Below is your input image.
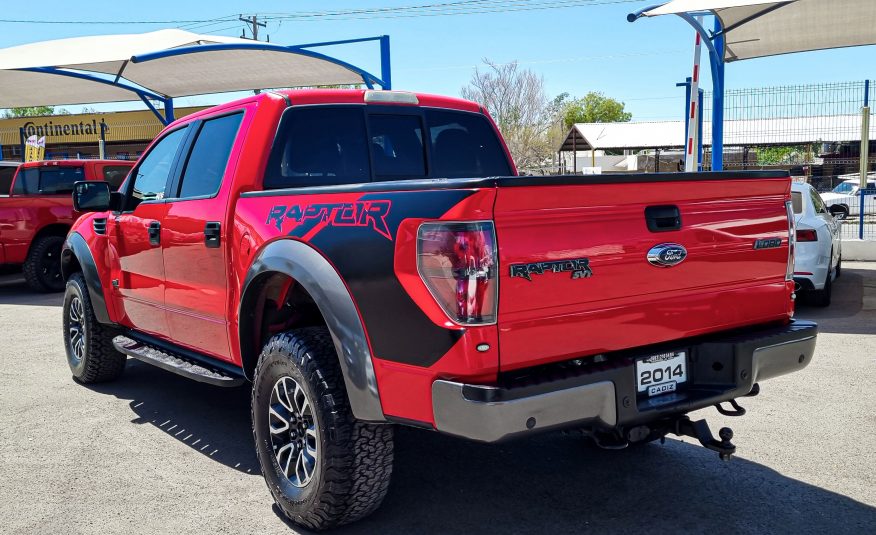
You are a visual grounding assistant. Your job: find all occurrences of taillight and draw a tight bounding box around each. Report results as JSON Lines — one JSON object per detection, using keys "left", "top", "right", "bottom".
{"left": 417, "top": 221, "right": 498, "bottom": 325}
{"left": 785, "top": 201, "right": 795, "bottom": 282}
{"left": 796, "top": 229, "right": 818, "bottom": 242}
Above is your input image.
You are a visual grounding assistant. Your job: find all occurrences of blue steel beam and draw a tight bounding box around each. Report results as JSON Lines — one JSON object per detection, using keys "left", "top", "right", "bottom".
{"left": 629, "top": 9, "right": 725, "bottom": 171}
{"left": 131, "top": 40, "right": 389, "bottom": 90}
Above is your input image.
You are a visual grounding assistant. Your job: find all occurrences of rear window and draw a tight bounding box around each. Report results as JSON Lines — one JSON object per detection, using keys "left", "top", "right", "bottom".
{"left": 791, "top": 191, "right": 803, "bottom": 214}
{"left": 102, "top": 165, "right": 132, "bottom": 190}
{"left": 0, "top": 166, "right": 16, "bottom": 195}
{"left": 12, "top": 166, "right": 84, "bottom": 195}
{"left": 263, "top": 106, "right": 510, "bottom": 189}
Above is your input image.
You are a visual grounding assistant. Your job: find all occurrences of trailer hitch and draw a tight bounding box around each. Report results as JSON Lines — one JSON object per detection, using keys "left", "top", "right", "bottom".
{"left": 672, "top": 417, "right": 736, "bottom": 461}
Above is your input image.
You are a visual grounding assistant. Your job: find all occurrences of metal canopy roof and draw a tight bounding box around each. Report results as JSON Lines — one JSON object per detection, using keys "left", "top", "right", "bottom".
{"left": 637, "top": 0, "right": 876, "bottom": 62}
{"left": 559, "top": 115, "right": 876, "bottom": 151}
{"left": 0, "top": 29, "right": 391, "bottom": 124}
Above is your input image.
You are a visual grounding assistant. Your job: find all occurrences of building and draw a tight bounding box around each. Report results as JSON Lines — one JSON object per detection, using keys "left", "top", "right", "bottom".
{"left": 0, "top": 106, "right": 207, "bottom": 162}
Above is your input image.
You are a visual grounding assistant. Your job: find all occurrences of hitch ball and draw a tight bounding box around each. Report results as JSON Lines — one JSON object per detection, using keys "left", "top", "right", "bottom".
{"left": 719, "top": 427, "right": 734, "bottom": 442}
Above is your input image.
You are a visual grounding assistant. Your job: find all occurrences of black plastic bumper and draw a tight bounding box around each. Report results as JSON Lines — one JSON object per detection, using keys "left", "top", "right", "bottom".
{"left": 432, "top": 320, "right": 817, "bottom": 442}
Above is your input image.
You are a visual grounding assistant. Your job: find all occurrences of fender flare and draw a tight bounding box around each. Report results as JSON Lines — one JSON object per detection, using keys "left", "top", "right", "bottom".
{"left": 239, "top": 239, "right": 385, "bottom": 422}
{"left": 61, "top": 232, "right": 111, "bottom": 324}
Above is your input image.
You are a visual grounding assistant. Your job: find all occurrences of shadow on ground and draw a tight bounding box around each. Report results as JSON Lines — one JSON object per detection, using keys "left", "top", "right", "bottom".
{"left": 0, "top": 275, "right": 63, "bottom": 307}
{"left": 83, "top": 359, "right": 876, "bottom": 535}
{"left": 796, "top": 266, "right": 875, "bottom": 335}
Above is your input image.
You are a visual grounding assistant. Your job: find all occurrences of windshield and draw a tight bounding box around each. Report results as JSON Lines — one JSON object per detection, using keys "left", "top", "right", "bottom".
{"left": 831, "top": 182, "right": 856, "bottom": 194}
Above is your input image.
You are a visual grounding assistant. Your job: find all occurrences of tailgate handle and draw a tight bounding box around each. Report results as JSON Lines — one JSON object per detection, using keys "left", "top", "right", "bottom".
{"left": 645, "top": 205, "right": 681, "bottom": 232}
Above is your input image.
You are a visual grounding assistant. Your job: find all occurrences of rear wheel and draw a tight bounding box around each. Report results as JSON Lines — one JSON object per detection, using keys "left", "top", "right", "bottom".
{"left": 63, "top": 272, "right": 126, "bottom": 382}
{"left": 252, "top": 327, "right": 394, "bottom": 530}
{"left": 23, "top": 235, "right": 65, "bottom": 292}
{"left": 810, "top": 255, "right": 833, "bottom": 307}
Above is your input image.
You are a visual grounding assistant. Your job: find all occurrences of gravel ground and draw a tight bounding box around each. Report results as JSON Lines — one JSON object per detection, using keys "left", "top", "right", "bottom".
{"left": 0, "top": 264, "right": 874, "bottom": 534}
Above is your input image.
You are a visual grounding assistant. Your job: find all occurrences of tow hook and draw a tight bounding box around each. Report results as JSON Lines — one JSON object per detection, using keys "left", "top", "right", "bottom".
{"left": 715, "top": 398, "right": 746, "bottom": 417}
{"left": 672, "top": 417, "right": 736, "bottom": 461}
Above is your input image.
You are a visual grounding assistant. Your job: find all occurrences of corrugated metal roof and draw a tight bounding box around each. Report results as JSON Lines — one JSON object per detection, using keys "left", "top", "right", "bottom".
{"left": 559, "top": 115, "right": 876, "bottom": 151}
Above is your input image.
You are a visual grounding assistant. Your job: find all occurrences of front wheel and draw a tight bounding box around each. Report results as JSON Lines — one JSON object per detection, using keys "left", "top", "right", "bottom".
{"left": 63, "top": 273, "right": 126, "bottom": 382}
{"left": 251, "top": 327, "right": 394, "bottom": 530}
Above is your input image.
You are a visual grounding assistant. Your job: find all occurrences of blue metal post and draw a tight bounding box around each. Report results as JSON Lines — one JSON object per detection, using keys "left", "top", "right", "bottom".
{"left": 164, "top": 98, "right": 175, "bottom": 124}
{"left": 379, "top": 35, "right": 392, "bottom": 90}
{"left": 860, "top": 80, "right": 870, "bottom": 239}
{"left": 711, "top": 17, "right": 725, "bottom": 171}
{"left": 698, "top": 88, "right": 704, "bottom": 171}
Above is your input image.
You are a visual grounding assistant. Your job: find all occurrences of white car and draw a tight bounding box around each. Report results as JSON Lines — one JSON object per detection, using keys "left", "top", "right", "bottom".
{"left": 819, "top": 177, "right": 876, "bottom": 220}
{"left": 792, "top": 182, "right": 842, "bottom": 306}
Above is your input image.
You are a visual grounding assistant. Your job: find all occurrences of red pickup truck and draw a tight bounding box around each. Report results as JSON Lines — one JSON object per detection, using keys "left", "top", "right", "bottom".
{"left": 61, "top": 89, "right": 817, "bottom": 530}
{"left": 0, "top": 159, "right": 133, "bottom": 291}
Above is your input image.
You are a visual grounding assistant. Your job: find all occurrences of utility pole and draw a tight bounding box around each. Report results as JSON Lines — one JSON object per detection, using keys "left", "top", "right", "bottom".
{"left": 239, "top": 14, "right": 267, "bottom": 42}
{"left": 239, "top": 14, "right": 268, "bottom": 94}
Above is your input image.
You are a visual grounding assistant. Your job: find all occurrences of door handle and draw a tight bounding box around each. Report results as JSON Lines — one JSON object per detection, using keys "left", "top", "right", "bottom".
{"left": 204, "top": 221, "right": 221, "bottom": 248}
{"left": 148, "top": 221, "right": 161, "bottom": 246}
{"left": 645, "top": 205, "right": 682, "bottom": 232}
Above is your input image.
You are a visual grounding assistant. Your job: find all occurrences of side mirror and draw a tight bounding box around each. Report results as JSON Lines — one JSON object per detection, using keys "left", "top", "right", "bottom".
{"left": 73, "top": 181, "right": 116, "bottom": 212}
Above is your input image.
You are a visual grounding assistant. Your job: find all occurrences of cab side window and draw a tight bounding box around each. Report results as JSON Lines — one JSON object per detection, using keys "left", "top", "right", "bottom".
{"left": 177, "top": 113, "right": 243, "bottom": 199}
{"left": 0, "top": 166, "right": 17, "bottom": 195}
{"left": 126, "top": 127, "right": 188, "bottom": 210}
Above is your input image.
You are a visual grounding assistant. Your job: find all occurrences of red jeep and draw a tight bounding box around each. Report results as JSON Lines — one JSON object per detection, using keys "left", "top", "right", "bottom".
{"left": 62, "top": 90, "right": 816, "bottom": 530}
{"left": 0, "top": 159, "right": 133, "bottom": 291}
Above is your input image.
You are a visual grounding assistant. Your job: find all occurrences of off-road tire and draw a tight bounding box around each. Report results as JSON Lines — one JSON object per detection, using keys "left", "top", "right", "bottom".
{"left": 63, "top": 272, "right": 126, "bottom": 382}
{"left": 23, "top": 235, "right": 65, "bottom": 292}
{"left": 252, "top": 327, "right": 394, "bottom": 530}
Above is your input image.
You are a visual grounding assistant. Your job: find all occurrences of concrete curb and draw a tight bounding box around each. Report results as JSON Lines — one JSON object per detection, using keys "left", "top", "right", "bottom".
{"left": 840, "top": 239, "right": 876, "bottom": 261}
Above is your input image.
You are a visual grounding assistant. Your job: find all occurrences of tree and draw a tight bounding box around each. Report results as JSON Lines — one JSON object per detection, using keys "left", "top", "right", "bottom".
{"left": 461, "top": 59, "right": 554, "bottom": 171}
{"left": 561, "top": 92, "right": 632, "bottom": 129}
{"left": 2, "top": 105, "right": 69, "bottom": 118}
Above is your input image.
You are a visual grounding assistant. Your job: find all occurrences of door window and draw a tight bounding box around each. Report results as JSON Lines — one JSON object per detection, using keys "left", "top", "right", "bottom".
{"left": 809, "top": 187, "right": 827, "bottom": 214}
{"left": 177, "top": 113, "right": 243, "bottom": 199}
{"left": 12, "top": 166, "right": 84, "bottom": 195}
{"left": 126, "top": 127, "right": 188, "bottom": 209}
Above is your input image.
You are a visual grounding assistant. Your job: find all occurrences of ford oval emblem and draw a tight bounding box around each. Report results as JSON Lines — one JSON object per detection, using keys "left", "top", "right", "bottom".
{"left": 647, "top": 243, "right": 687, "bottom": 267}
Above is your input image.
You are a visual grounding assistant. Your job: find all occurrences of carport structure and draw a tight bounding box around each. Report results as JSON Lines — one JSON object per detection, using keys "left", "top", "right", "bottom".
{"left": 628, "top": 0, "right": 876, "bottom": 171}
{"left": 0, "top": 29, "right": 392, "bottom": 125}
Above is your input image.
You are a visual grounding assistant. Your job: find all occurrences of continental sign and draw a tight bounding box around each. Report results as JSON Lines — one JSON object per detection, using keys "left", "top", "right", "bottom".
{"left": 0, "top": 106, "right": 208, "bottom": 146}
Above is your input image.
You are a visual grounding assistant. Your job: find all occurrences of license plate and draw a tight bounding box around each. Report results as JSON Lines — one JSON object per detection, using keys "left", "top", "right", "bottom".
{"left": 636, "top": 350, "right": 687, "bottom": 397}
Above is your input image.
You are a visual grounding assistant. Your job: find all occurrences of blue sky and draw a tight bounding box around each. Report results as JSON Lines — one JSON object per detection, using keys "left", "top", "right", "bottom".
{"left": 2, "top": 0, "right": 874, "bottom": 121}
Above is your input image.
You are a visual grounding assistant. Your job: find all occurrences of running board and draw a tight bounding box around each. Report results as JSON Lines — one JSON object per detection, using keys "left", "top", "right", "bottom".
{"left": 113, "top": 335, "right": 245, "bottom": 387}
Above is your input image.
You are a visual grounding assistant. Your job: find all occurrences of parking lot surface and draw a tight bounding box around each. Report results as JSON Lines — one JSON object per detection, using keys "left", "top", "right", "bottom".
{"left": 1, "top": 264, "right": 874, "bottom": 534}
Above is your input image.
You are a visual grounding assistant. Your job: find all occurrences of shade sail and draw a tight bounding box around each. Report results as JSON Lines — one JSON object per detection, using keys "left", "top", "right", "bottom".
{"left": 639, "top": 0, "right": 876, "bottom": 62}
{"left": 0, "top": 29, "right": 377, "bottom": 108}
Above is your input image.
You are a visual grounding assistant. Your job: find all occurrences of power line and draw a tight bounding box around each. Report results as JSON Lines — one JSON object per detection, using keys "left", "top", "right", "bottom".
{"left": 0, "top": 0, "right": 639, "bottom": 25}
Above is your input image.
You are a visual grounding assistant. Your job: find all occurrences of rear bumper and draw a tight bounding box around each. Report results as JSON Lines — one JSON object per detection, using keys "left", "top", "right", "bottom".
{"left": 432, "top": 320, "right": 817, "bottom": 443}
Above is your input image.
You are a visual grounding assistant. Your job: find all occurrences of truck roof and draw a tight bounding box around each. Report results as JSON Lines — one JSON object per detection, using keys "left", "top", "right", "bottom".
{"left": 176, "top": 89, "right": 484, "bottom": 126}
{"left": 18, "top": 159, "right": 134, "bottom": 168}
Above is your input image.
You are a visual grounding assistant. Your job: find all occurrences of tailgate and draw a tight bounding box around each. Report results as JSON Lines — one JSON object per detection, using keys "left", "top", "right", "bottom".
{"left": 494, "top": 174, "right": 794, "bottom": 371}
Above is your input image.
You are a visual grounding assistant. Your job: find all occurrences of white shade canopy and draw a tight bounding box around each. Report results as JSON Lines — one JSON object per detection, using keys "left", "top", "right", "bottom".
{"left": 0, "top": 29, "right": 379, "bottom": 109}
{"left": 638, "top": 0, "right": 876, "bottom": 62}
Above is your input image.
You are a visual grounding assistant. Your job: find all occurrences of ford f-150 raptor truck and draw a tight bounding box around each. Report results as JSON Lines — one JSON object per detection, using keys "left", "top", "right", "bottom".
{"left": 61, "top": 89, "right": 817, "bottom": 530}
{"left": 0, "top": 159, "right": 133, "bottom": 291}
